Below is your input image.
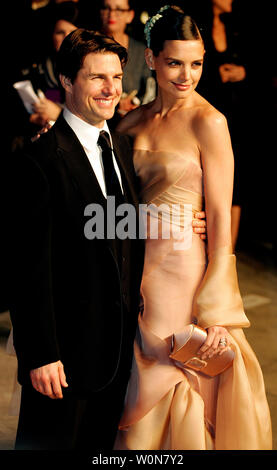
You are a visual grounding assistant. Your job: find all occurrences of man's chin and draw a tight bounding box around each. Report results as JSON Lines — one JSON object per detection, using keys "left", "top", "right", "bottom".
{"left": 101, "top": 108, "right": 117, "bottom": 121}
{"left": 96, "top": 104, "right": 119, "bottom": 120}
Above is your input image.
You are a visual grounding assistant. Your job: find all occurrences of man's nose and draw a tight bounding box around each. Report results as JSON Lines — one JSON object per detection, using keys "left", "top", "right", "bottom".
{"left": 102, "top": 79, "right": 117, "bottom": 95}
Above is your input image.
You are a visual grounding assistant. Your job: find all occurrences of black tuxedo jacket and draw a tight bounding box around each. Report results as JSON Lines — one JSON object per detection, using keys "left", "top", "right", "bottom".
{"left": 8, "top": 115, "right": 144, "bottom": 395}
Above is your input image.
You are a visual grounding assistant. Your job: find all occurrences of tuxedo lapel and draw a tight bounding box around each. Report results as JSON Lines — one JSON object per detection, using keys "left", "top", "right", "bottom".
{"left": 54, "top": 115, "right": 107, "bottom": 208}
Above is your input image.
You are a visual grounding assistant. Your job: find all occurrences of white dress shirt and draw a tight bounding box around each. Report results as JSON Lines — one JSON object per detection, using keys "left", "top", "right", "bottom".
{"left": 63, "top": 107, "right": 123, "bottom": 197}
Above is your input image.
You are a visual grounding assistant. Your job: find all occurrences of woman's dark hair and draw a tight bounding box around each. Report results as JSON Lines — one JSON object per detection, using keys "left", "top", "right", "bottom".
{"left": 98, "top": 0, "right": 136, "bottom": 10}
{"left": 44, "top": 1, "right": 81, "bottom": 54}
{"left": 127, "top": 0, "right": 136, "bottom": 10}
{"left": 147, "top": 5, "right": 202, "bottom": 57}
{"left": 56, "top": 28, "right": 128, "bottom": 82}
{"left": 50, "top": 1, "right": 81, "bottom": 29}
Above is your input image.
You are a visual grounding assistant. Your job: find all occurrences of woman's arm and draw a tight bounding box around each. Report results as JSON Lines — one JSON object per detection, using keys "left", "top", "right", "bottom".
{"left": 197, "top": 108, "right": 234, "bottom": 255}
{"left": 194, "top": 108, "right": 235, "bottom": 359}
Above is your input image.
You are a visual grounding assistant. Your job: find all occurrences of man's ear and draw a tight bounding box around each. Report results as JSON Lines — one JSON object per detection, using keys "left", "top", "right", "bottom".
{"left": 145, "top": 48, "right": 155, "bottom": 71}
{"left": 59, "top": 74, "right": 72, "bottom": 92}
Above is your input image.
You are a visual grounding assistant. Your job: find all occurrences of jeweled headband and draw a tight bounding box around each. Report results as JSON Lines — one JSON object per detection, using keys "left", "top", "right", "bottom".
{"left": 144, "top": 5, "right": 170, "bottom": 48}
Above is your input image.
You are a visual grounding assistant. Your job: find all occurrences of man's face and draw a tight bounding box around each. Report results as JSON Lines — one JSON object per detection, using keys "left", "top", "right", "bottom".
{"left": 61, "top": 52, "right": 123, "bottom": 127}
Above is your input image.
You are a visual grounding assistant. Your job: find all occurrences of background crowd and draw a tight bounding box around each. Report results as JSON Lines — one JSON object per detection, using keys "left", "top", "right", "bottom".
{"left": 3, "top": 0, "right": 277, "bottom": 277}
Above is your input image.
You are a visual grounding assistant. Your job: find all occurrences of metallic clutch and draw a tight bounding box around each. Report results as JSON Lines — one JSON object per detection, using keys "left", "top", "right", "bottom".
{"left": 169, "top": 324, "right": 235, "bottom": 377}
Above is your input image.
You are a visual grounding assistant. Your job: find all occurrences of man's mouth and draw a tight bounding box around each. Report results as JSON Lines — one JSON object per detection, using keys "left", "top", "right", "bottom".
{"left": 94, "top": 98, "right": 114, "bottom": 106}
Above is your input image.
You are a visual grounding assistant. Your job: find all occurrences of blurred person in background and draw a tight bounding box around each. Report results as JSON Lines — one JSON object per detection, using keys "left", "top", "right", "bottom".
{"left": 9, "top": 1, "right": 81, "bottom": 151}
{"left": 29, "top": 1, "right": 81, "bottom": 127}
{"left": 194, "top": 0, "right": 250, "bottom": 251}
{"left": 98, "top": 0, "right": 155, "bottom": 119}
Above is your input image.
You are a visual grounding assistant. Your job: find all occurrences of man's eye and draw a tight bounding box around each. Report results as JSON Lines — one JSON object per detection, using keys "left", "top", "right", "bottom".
{"left": 193, "top": 62, "right": 203, "bottom": 67}
{"left": 168, "top": 61, "right": 180, "bottom": 66}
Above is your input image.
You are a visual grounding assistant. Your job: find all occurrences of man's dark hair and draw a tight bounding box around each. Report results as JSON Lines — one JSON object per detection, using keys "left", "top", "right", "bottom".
{"left": 57, "top": 28, "right": 128, "bottom": 82}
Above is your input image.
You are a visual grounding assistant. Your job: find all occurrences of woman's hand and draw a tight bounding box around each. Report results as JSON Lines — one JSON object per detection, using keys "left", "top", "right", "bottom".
{"left": 117, "top": 96, "right": 138, "bottom": 116}
{"left": 31, "top": 121, "right": 53, "bottom": 142}
{"left": 198, "top": 326, "right": 230, "bottom": 360}
{"left": 32, "top": 98, "right": 62, "bottom": 122}
{"left": 219, "top": 63, "right": 246, "bottom": 83}
{"left": 29, "top": 112, "right": 50, "bottom": 127}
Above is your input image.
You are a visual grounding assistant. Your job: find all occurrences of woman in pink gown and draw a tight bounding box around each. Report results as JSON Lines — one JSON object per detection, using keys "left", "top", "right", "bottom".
{"left": 114, "top": 5, "right": 272, "bottom": 450}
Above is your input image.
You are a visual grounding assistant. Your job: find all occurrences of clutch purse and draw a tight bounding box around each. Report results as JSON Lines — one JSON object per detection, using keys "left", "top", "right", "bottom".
{"left": 169, "top": 324, "right": 235, "bottom": 377}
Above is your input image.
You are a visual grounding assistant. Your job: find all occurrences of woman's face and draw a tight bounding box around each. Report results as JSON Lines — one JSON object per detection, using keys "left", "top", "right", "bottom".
{"left": 151, "top": 40, "right": 205, "bottom": 99}
{"left": 212, "top": 0, "right": 233, "bottom": 13}
{"left": 100, "top": 0, "right": 134, "bottom": 35}
{"left": 52, "top": 19, "right": 77, "bottom": 52}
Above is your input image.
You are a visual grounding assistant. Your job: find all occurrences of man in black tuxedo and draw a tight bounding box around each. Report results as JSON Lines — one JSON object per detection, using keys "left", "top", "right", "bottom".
{"left": 7, "top": 28, "right": 206, "bottom": 451}
{"left": 8, "top": 29, "right": 144, "bottom": 450}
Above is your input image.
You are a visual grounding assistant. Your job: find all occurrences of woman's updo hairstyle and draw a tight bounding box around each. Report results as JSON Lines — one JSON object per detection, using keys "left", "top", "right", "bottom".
{"left": 144, "top": 5, "right": 202, "bottom": 57}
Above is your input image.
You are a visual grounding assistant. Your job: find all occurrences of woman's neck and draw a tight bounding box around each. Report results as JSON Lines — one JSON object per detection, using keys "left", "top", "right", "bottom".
{"left": 154, "top": 88, "right": 193, "bottom": 117}
{"left": 110, "top": 32, "right": 129, "bottom": 49}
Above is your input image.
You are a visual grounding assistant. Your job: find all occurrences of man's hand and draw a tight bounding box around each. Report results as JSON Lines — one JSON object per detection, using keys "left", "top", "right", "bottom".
{"left": 30, "top": 360, "right": 68, "bottom": 399}
{"left": 192, "top": 211, "right": 207, "bottom": 240}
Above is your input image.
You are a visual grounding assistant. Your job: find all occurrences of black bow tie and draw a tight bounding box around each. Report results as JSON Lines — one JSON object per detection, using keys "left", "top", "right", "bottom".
{"left": 97, "top": 130, "right": 123, "bottom": 202}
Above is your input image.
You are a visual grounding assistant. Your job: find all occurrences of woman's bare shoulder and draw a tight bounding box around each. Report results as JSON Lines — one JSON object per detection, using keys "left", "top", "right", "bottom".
{"left": 115, "top": 103, "right": 152, "bottom": 136}
{"left": 196, "top": 98, "right": 227, "bottom": 129}
{"left": 192, "top": 98, "right": 228, "bottom": 142}
{"left": 190, "top": 97, "right": 232, "bottom": 162}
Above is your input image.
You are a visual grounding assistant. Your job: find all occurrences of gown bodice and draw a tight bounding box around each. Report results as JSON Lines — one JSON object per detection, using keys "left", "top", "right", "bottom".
{"left": 133, "top": 149, "right": 203, "bottom": 214}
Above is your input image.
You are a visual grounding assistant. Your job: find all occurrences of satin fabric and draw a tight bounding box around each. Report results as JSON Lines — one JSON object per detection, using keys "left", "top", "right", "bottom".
{"left": 114, "top": 149, "right": 272, "bottom": 450}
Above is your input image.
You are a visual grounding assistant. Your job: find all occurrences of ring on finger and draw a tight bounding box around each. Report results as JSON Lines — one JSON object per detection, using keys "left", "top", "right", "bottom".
{"left": 219, "top": 337, "right": 227, "bottom": 348}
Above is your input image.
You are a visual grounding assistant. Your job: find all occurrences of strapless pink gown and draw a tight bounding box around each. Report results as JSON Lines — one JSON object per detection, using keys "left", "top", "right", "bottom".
{"left": 114, "top": 149, "right": 272, "bottom": 450}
